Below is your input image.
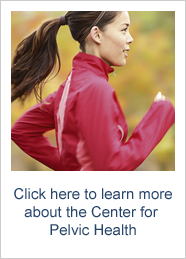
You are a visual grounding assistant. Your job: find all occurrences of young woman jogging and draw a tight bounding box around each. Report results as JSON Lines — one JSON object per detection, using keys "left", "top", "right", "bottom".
{"left": 11, "top": 11, "right": 175, "bottom": 171}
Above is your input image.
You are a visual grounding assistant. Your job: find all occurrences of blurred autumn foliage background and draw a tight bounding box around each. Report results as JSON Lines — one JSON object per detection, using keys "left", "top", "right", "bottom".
{"left": 11, "top": 11, "right": 175, "bottom": 171}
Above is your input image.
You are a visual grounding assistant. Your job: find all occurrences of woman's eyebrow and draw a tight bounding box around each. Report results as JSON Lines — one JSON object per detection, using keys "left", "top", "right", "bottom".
{"left": 120, "top": 23, "right": 130, "bottom": 27}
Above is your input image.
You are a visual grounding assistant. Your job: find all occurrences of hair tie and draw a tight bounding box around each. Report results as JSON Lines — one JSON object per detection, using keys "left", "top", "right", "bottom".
{"left": 59, "top": 15, "right": 67, "bottom": 26}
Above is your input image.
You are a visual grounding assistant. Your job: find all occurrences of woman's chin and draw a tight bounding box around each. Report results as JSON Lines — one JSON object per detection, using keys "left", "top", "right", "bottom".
{"left": 112, "top": 60, "right": 126, "bottom": 67}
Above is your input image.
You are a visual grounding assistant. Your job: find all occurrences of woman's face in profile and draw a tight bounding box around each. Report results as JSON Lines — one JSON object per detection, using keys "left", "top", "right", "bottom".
{"left": 99, "top": 11, "right": 133, "bottom": 67}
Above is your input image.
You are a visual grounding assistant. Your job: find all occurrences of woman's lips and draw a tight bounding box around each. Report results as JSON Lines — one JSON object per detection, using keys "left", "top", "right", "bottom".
{"left": 123, "top": 49, "right": 130, "bottom": 57}
{"left": 123, "top": 51, "right": 128, "bottom": 57}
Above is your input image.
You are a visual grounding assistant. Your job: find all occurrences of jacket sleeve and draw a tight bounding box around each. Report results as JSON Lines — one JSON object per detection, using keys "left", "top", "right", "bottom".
{"left": 76, "top": 81, "right": 175, "bottom": 171}
{"left": 11, "top": 92, "right": 63, "bottom": 171}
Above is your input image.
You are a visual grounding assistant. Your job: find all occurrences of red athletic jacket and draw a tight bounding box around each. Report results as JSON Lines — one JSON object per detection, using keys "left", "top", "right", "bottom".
{"left": 11, "top": 52, "right": 175, "bottom": 171}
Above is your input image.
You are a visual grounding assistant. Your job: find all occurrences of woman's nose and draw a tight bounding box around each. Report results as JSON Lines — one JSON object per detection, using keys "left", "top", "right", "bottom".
{"left": 127, "top": 33, "right": 134, "bottom": 44}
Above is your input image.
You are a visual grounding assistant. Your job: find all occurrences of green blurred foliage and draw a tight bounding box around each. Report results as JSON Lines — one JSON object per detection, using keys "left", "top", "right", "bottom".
{"left": 11, "top": 11, "right": 175, "bottom": 171}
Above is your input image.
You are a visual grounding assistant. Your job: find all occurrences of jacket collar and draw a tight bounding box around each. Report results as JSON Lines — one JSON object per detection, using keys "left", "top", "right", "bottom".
{"left": 72, "top": 52, "right": 114, "bottom": 81}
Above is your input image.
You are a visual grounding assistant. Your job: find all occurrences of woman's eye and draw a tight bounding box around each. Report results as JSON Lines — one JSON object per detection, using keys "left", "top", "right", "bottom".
{"left": 122, "top": 28, "right": 127, "bottom": 32}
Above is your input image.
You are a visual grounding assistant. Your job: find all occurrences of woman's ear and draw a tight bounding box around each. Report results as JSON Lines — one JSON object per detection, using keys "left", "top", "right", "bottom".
{"left": 90, "top": 26, "right": 101, "bottom": 44}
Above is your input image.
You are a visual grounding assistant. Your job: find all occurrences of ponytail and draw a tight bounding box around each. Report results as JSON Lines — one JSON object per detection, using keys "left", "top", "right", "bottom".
{"left": 11, "top": 18, "right": 61, "bottom": 102}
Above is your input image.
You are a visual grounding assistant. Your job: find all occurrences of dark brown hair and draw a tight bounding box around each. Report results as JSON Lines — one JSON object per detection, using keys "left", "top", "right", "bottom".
{"left": 11, "top": 11, "right": 120, "bottom": 102}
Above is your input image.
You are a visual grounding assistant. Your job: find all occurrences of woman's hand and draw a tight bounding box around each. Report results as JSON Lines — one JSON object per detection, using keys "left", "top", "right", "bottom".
{"left": 154, "top": 91, "right": 166, "bottom": 102}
